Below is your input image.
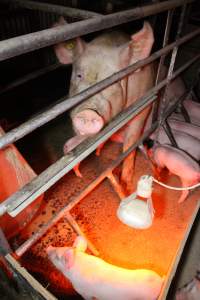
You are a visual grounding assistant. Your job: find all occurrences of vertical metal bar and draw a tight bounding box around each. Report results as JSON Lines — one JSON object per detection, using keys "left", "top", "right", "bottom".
{"left": 152, "top": 9, "right": 174, "bottom": 124}
{"left": 163, "top": 120, "right": 178, "bottom": 147}
{"left": 157, "top": 3, "right": 187, "bottom": 130}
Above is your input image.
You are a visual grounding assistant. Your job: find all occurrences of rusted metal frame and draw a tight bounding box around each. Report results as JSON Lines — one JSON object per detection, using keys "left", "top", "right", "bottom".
{"left": 157, "top": 3, "right": 187, "bottom": 130}
{"left": 15, "top": 123, "right": 157, "bottom": 257}
{"left": 151, "top": 9, "right": 174, "bottom": 124}
{"left": 1, "top": 52, "right": 200, "bottom": 219}
{"left": 0, "top": 27, "right": 200, "bottom": 151}
{"left": 14, "top": 85, "right": 194, "bottom": 257}
{"left": 4, "top": 0, "right": 101, "bottom": 19}
{"left": 14, "top": 88, "right": 195, "bottom": 259}
{"left": 0, "top": 0, "right": 195, "bottom": 62}
{"left": 0, "top": 63, "right": 61, "bottom": 96}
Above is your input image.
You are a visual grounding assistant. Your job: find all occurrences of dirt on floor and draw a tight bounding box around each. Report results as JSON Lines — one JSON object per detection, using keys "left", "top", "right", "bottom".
{"left": 6, "top": 141, "right": 199, "bottom": 299}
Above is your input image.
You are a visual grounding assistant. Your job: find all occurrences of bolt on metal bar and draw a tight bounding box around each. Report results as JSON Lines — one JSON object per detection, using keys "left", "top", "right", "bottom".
{"left": 0, "top": 27, "right": 199, "bottom": 151}
{"left": 0, "top": 63, "right": 61, "bottom": 95}
{"left": 0, "top": 0, "right": 194, "bottom": 62}
{"left": 4, "top": 0, "right": 101, "bottom": 19}
{"left": 2, "top": 52, "right": 200, "bottom": 219}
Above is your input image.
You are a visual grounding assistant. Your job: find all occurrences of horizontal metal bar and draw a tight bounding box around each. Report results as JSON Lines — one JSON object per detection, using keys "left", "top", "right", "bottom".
{"left": 4, "top": 0, "right": 101, "bottom": 19}
{"left": 0, "top": 0, "right": 194, "bottom": 62}
{"left": 14, "top": 85, "right": 195, "bottom": 256}
{"left": 0, "top": 27, "right": 199, "bottom": 150}
{"left": 0, "top": 63, "right": 61, "bottom": 95}
{"left": 15, "top": 124, "right": 158, "bottom": 257}
{"left": 2, "top": 52, "right": 200, "bottom": 218}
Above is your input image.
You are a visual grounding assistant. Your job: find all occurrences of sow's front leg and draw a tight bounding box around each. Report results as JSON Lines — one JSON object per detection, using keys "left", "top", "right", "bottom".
{"left": 121, "top": 107, "right": 151, "bottom": 194}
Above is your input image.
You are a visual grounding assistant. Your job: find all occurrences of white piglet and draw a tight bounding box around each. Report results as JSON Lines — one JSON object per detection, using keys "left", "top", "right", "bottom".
{"left": 150, "top": 144, "right": 200, "bottom": 203}
{"left": 47, "top": 236, "right": 163, "bottom": 300}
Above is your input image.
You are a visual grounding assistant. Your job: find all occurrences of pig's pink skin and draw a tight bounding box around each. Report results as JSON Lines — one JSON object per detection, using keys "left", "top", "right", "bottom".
{"left": 176, "top": 278, "right": 200, "bottom": 300}
{"left": 54, "top": 20, "right": 155, "bottom": 193}
{"left": 169, "top": 112, "right": 200, "bottom": 127}
{"left": 151, "top": 144, "right": 200, "bottom": 203}
{"left": 47, "top": 236, "right": 163, "bottom": 300}
{"left": 168, "top": 119, "right": 200, "bottom": 141}
{"left": 150, "top": 128, "right": 200, "bottom": 161}
{"left": 72, "top": 110, "right": 104, "bottom": 136}
{"left": 183, "top": 99, "right": 200, "bottom": 121}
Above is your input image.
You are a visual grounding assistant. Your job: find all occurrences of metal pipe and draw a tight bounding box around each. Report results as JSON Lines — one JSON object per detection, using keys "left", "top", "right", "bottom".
{"left": 152, "top": 9, "right": 174, "bottom": 124}
{"left": 15, "top": 124, "right": 157, "bottom": 257}
{"left": 158, "top": 3, "right": 187, "bottom": 127}
{"left": 4, "top": 0, "right": 101, "bottom": 19}
{"left": 162, "top": 121, "right": 178, "bottom": 147}
{"left": 0, "top": 63, "right": 61, "bottom": 95}
{"left": 2, "top": 52, "right": 200, "bottom": 219}
{"left": 15, "top": 85, "right": 193, "bottom": 256}
{"left": 0, "top": 0, "right": 194, "bottom": 61}
{"left": 0, "top": 27, "right": 199, "bottom": 150}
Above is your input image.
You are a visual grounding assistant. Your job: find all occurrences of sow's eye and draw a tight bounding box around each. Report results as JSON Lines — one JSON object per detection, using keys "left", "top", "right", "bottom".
{"left": 77, "top": 74, "right": 82, "bottom": 79}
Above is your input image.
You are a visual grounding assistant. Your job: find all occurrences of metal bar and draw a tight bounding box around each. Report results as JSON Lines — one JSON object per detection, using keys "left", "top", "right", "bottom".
{"left": 4, "top": 0, "right": 101, "bottom": 19}
{"left": 152, "top": 9, "right": 174, "bottom": 124}
{"left": 14, "top": 85, "right": 195, "bottom": 257}
{"left": 106, "top": 172, "right": 125, "bottom": 199}
{"left": 15, "top": 124, "right": 158, "bottom": 257}
{"left": 0, "top": 0, "right": 195, "bottom": 62}
{"left": 181, "top": 104, "right": 191, "bottom": 122}
{"left": 0, "top": 63, "right": 61, "bottom": 95}
{"left": 2, "top": 53, "right": 200, "bottom": 219}
{"left": 64, "top": 212, "right": 99, "bottom": 256}
{"left": 162, "top": 121, "right": 178, "bottom": 147}
{"left": 158, "top": 3, "right": 187, "bottom": 128}
{"left": 0, "top": 27, "right": 199, "bottom": 150}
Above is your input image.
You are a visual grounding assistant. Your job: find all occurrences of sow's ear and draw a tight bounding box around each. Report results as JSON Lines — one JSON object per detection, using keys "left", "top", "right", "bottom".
{"left": 53, "top": 17, "right": 86, "bottom": 64}
{"left": 131, "top": 21, "right": 154, "bottom": 61}
{"left": 120, "top": 21, "right": 154, "bottom": 68}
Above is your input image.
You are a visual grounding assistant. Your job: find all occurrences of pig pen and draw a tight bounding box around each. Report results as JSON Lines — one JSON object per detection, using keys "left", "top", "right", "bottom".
{"left": 0, "top": 1, "right": 200, "bottom": 300}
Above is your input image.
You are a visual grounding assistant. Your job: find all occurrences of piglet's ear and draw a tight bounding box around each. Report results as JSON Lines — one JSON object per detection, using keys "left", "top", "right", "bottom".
{"left": 131, "top": 21, "right": 154, "bottom": 61}
{"left": 73, "top": 236, "right": 87, "bottom": 252}
{"left": 53, "top": 17, "right": 86, "bottom": 64}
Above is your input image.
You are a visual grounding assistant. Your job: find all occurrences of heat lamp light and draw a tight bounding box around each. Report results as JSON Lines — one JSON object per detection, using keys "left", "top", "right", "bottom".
{"left": 117, "top": 175, "right": 200, "bottom": 230}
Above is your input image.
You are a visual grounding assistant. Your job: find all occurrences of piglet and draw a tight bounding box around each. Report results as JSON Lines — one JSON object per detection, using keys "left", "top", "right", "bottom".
{"left": 149, "top": 144, "right": 200, "bottom": 203}
{"left": 47, "top": 236, "right": 163, "bottom": 300}
{"left": 150, "top": 128, "right": 200, "bottom": 161}
{"left": 168, "top": 119, "right": 200, "bottom": 141}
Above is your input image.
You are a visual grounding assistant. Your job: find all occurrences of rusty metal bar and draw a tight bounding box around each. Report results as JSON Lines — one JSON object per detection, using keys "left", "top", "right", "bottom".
{"left": 0, "top": 27, "right": 199, "bottom": 150}
{"left": 4, "top": 0, "right": 101, "bottom": 19}
{"left": 1, "top": 52, "right": 200, "bottom": 220}
{"left": 0, "top": 0, "right": 195, "bottom": 62}
{"left": 0, "top": 63, "right": 61, "bottom": 95}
